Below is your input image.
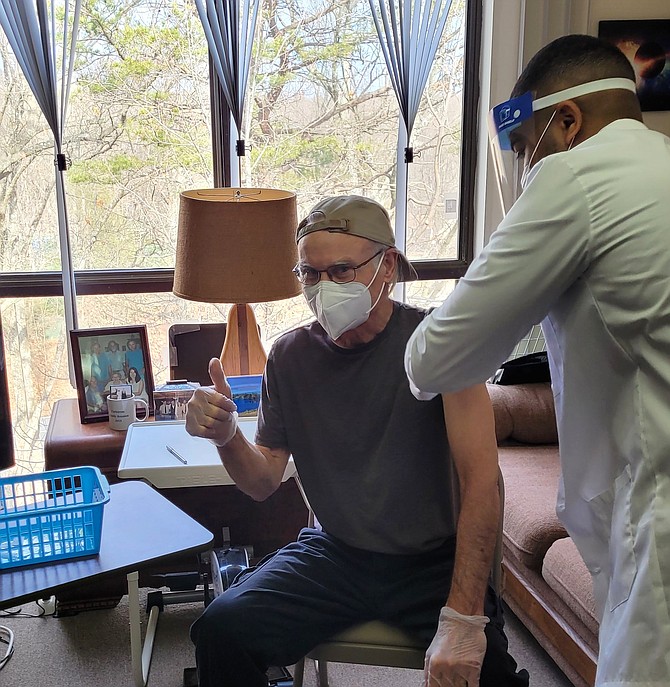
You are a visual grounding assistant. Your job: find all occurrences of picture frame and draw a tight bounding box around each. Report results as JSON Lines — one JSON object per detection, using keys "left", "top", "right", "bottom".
{"left": 227, "top": 374, "right": 263, "bottom": 417}
{"left": 70, "top": 325, "right": 154, "bottom": 423}
{"left": 598, "top": 19, "right": 670, "bottom": 112}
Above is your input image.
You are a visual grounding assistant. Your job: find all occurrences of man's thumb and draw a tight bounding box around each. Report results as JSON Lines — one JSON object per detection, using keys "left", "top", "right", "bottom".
{"left": 208, "top": 358, "right": 232, "bottom": 396}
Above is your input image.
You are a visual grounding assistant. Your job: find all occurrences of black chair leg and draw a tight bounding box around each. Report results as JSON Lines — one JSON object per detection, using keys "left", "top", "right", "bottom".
{"left": 183, "top": 667, "right": 198, "bottom": 687}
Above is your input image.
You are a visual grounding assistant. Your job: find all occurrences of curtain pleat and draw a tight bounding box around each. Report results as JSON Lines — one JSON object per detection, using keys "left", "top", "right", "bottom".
{"left": 0, "top": 0, "right": 82, "bottom": 384}
{"left": 369, "top": 0, "right": 453, "bottom": 302}
{"left": 369, "top": 0, "right": 453, "bottom": 155}
{"left": 194, "top": 0, "right": 260, "bottom": 148}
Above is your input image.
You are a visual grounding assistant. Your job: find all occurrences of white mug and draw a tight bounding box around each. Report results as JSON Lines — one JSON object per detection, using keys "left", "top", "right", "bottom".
{"left": 108, "top": 395, "right": 149, "bottom": 431}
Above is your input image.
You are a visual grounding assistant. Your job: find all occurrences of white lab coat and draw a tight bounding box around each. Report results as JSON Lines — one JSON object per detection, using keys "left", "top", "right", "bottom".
{"left": 405, "top": 119, "right": 670, "bottom": 686}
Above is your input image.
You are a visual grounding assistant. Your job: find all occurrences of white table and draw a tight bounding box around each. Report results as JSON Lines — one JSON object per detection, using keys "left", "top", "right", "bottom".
{"left": 118, "top": 418, "right": 296, "bottom": 487}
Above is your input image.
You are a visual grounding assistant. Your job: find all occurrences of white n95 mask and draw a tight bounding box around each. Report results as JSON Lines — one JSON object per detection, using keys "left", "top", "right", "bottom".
{"left": 304, "top": 255, "right": 385, "bottom": 340}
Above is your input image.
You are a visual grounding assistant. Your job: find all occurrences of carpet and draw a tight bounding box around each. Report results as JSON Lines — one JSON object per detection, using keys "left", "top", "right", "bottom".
{"left": 0, "top": 591, "right": 572, "bottom": 686}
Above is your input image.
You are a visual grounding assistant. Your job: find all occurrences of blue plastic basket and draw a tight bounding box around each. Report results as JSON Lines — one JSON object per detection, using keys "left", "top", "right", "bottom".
{"left": 0, "top": 466, "right": 110, "bottom": 570}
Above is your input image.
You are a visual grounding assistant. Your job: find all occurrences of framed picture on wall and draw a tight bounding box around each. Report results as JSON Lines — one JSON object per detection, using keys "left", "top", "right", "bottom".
{"left": 599, "top": 19, "right": 670, "bottom": 112}
{"left": 70, "top": 325, "right": 154, "bottom": 423}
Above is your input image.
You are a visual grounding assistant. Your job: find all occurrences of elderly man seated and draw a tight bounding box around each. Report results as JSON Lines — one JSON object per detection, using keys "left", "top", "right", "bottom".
{"left": 185, "top": 195, "right": 529, "bottom": 687}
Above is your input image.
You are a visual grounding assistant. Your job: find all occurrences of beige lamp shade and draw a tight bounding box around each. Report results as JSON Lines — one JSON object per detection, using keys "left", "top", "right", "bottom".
{"left": 174, "top": 188, "right": 301, "bottom": 304}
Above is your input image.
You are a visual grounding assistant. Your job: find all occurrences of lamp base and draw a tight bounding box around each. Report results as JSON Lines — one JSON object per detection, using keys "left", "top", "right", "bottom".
{"left": 220, "top": 304, "right": 267, "bottom": 376}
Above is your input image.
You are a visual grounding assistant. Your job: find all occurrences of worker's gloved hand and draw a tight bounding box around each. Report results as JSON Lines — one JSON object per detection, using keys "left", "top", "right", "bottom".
{"left": 185, "top": 358, "right": 238, "bottom": 447}
{"left": 424, "top": 606, "right": 488, "bottom": 687}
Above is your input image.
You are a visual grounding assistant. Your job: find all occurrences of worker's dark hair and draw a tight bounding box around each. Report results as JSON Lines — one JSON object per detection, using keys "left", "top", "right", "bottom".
{"left": 512, "top": 34, "right": 635, "bottom": 99}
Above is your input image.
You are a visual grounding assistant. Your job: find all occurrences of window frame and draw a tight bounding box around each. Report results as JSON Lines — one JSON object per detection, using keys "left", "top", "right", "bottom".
{"left": 0, "top": 0, "right": 480, "bottom": 300}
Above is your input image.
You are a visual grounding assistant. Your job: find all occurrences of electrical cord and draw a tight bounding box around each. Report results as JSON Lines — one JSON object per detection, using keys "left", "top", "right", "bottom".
{"left": 0, "top": 598, "right": 51, "bottom": 618}
{"left": 0, "top": 599, "right": 55, "bottom": 672}
{"left": 0, "top": 625, "right": 14, "bottom": 670}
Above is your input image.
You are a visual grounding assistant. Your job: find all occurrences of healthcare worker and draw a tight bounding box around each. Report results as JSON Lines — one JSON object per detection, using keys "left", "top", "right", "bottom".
{"left": 405, "top": 34, "right": 670, "bottom": 686}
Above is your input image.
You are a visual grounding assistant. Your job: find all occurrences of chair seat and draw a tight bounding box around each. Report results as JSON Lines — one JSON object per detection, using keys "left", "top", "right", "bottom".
{"left": 294, "top": 469, "right": 505, "bottom": 687}
{"left": 307, "top": 621, "right": 426, "bottom": 669}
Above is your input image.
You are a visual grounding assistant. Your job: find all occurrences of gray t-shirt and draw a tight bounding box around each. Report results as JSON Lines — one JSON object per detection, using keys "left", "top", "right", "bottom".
{"left": 256, "top": 302, "right": 457, "bottom": 554}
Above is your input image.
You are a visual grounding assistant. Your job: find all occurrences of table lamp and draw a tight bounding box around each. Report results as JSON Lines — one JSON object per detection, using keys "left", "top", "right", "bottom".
{"left": 173, "top": 188, "right": 300, "bottom": 376}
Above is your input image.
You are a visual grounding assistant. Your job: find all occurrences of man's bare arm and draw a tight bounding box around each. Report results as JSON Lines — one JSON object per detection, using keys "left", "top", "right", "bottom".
{"left": 217, "top": 431, "right": 290, "bottom": 501}
{"left": 442, "top": 383, "right": 500, "bottom": 615}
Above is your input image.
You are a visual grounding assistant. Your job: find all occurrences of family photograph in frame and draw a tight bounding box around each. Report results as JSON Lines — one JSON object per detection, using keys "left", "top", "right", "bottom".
{"left": 70, "top": 325, "right": 154, "bottom": 423}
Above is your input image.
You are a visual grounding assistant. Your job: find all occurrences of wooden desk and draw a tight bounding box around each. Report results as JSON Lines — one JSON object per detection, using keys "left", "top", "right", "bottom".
{"left": 0, "top": 480, "right": 213, "bottom": 687}
{"left": 44, "top": 399, "right": 308, "bottom": 560}
{"left": 44, "top": 398, "right": 148, "bottom": 478}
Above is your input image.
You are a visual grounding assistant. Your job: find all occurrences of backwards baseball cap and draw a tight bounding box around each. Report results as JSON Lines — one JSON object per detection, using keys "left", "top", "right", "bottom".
{"left": 296, "top": 195, "right": 418, "bottom": 282}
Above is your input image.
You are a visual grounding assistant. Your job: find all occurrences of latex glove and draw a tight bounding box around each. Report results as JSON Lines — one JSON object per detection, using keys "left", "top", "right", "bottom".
{"left": 185, "top": 358, "right": 238, "bottom": 447}
{"left": 424, "top": 606, "right": 488, "bottom": 687}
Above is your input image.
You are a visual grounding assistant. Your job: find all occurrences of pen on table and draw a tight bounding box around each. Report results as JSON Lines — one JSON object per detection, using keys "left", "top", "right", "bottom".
{"left": 166, "top": 444, "right": 188, "bottom": 465}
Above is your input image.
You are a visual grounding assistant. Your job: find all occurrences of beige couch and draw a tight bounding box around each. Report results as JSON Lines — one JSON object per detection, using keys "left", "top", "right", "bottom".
{"left": 487, "top": 382, "right": 599, "bottom": 687}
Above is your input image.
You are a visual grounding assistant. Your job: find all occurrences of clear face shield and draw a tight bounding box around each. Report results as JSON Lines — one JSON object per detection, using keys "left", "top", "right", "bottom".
{"left": 488, "top": 91, "right": 534, "bottom": 215}
{"left": 488, "top": 77, "right": 638, "bottom": 216}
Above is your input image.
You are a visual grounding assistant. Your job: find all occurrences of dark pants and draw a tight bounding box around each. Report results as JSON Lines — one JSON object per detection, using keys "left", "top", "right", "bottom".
{"left": 191, "top": 528, "right": 530, "bottom": 687}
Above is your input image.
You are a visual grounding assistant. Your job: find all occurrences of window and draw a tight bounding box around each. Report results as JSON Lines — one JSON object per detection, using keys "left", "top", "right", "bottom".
{"left": 0, "top": 0, "right": 479, "bottom": 474}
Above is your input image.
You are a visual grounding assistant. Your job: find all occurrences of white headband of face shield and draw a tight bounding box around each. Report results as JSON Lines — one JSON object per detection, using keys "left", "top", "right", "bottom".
{"left": 520, "top": 78, "right": 637, "bottom": 189}
{"left": 531, "top": 77, "right": 637, "bottom": 112}
{"left": 489, "top": 76, "right": 637, "bottom": 215}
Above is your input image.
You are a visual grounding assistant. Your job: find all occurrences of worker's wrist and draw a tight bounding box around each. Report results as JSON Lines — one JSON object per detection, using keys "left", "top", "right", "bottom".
{"left": 441, "top": 606, "right": 489, "bottom": 627}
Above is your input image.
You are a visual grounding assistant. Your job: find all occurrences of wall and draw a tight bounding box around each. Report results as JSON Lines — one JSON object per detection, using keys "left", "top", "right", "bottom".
{"left": 474, "top": 0, "right": 525, "bottom": 249}
{"left": 525, "top": 0, "right": 670, "bottom": 137}
{"left": 475, "top": 0, "right": 670, "bottom": 246}
{"left": 583, "top": 0, "right": 670, "bottom": 137}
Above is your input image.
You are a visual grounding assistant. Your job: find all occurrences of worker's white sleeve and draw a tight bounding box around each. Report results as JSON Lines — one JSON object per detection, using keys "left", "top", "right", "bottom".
{"left": 405, "top": 156, "right": 593, "bottom": 397}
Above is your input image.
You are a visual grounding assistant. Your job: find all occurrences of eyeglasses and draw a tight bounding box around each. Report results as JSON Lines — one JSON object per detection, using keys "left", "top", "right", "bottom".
{"left": 292, "top": 250, "right": 385, "bottom": 286}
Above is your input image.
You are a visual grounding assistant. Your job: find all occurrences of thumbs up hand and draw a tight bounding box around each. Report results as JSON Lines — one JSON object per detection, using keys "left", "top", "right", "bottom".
{"left": 185, "top": 358, "right": 239, "bottom": 447}
{"left": 208, "top": 357, "right": 232, "bottom": 397}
